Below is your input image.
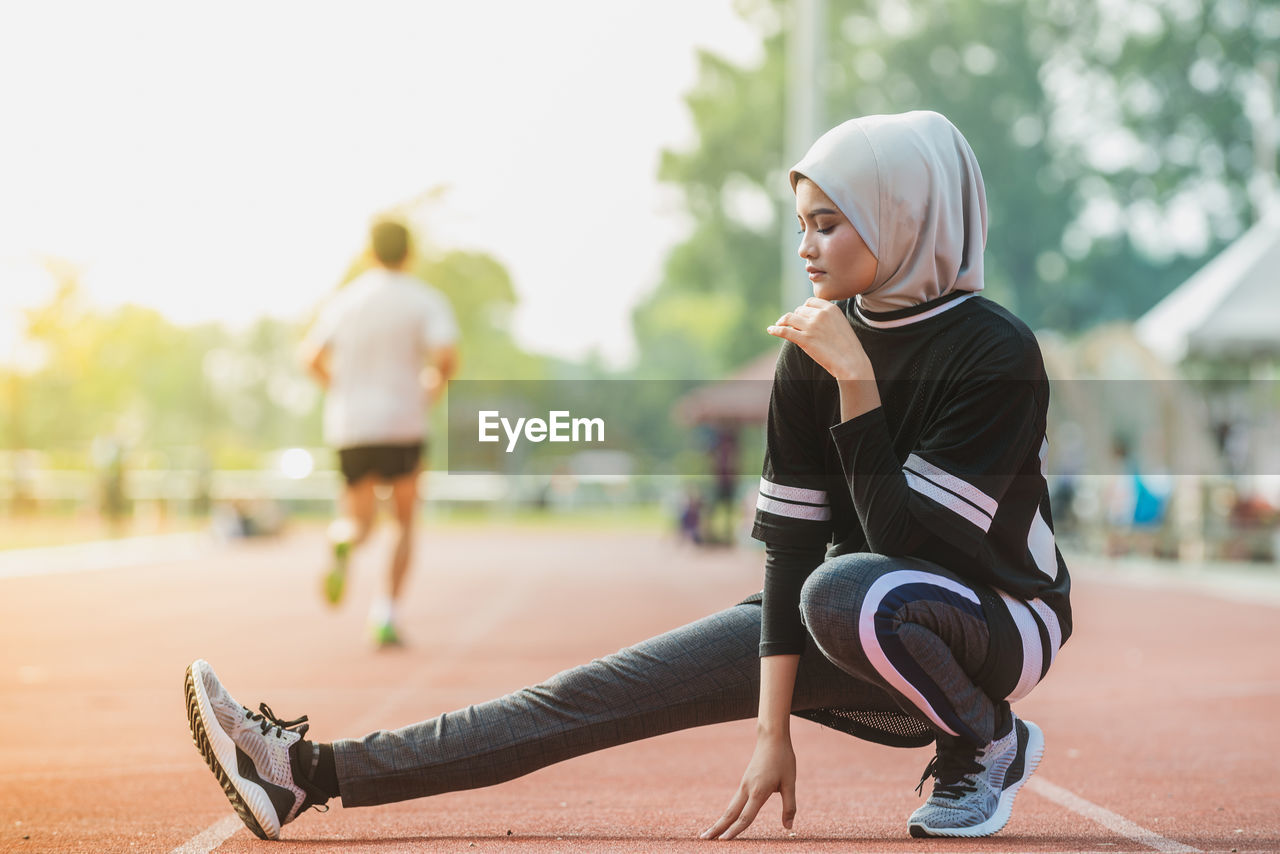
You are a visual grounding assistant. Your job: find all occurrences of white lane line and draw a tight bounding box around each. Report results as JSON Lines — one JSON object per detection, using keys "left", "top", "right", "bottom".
{"left": 168, "top": 815, "right": 241, "bottom": 854}
{"left": 1029, "top": 777, "right": 1201, "bottom": 854}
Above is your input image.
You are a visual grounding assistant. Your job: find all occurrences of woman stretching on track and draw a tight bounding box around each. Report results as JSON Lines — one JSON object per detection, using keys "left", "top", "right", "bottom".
{"left": 185, "top": 110, "right": 1071, "bottom": 842}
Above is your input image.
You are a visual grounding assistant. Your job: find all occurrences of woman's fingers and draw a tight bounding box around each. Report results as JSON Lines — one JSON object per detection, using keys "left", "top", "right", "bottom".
{"left": 715, "top": 790, "right": 770, "bottom": 840}
{"left": 771, "top": 309, "right": 810, "bottom": 335}
{"left": 781, "top": 781, "right": 797, "bottom": 829}
{"left": 768, "top": 305, "right": 822, "bottom": 338}
{"left": 700, "top": 787, "right": 748, "bottom": 839}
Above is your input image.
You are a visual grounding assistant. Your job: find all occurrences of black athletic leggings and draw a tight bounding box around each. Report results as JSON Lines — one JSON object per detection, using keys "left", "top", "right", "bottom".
{"left": 334, "top": 553, "right": 1061, "bottom": 806}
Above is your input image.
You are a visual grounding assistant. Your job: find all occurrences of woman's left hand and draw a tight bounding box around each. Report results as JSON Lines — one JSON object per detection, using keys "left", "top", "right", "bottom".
{"left": 769, "top": 298, "right": 881, "bottom": 421}
{"left": 700, "top": 733, "right": 797, "bottom": 840}
{"left": 767, "top": 298, "right": 871, "bottom": 382}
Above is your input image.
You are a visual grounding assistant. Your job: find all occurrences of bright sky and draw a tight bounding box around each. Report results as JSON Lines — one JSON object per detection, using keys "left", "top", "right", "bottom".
{"left": 0, "top": 1, "right": 761, "bottom": 367}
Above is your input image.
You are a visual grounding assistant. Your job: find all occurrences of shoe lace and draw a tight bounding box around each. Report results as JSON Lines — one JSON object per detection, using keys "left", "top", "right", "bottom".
{"left": 240, "top": 703, "right": 330, "bottom": 815}
{"left": 244, "top": 703, "right": 310, "bottom": 739}
{"left": 915, "top": 740, "right": 985, "bottom": 800}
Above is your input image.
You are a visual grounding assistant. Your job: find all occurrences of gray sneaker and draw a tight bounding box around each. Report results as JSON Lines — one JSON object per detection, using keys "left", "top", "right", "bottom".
{"left": 908, "top": 715, "right": 1044, "bottom": 838}
{"left": 184, "top": 659, "right": 328, "bottom": 840}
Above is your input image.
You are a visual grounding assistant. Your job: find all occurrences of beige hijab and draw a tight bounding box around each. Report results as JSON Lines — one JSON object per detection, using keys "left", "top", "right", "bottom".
{"left": 789, "top": 110, "right": 988, "bottom": 313}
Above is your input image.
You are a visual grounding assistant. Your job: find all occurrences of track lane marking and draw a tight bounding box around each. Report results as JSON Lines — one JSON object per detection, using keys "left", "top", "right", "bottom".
{"left": 1029, "top": 777, "right": 1201, "bottom": 854}
{"left": 170, "top": 552, "right": 1208, "bottom": 854}
{"left": 168, "top": 815, "right": 240, "bottom": 854}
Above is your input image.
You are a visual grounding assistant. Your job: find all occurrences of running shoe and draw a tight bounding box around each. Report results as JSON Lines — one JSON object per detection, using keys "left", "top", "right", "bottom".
{"left": 184, "top": 659, "right": 328, "bottom": 840}
{"left": 322, "top": 540, "right": 350, "bottom": 606}
{"left": 907, "top": 714, "right": 1044, "bottom": 838}
{"left": 372, "top": 620, "right": 403, "bottom": 649}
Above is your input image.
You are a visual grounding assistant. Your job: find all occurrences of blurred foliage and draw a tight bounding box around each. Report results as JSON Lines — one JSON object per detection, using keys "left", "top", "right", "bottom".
{"left": 632, "top": 0, "right": 1274, "bottom": 376}
{"left": 4, "top": 238, "right": 539, "bottom": 468}
{"left": 7, "top": 269, "right": 317, "bottom": 467}
{"left": 633, "top": 40, "right": 789, "bottom": 379}
{"left": 10, "top": 0, "right": 1275, "bottom": 477}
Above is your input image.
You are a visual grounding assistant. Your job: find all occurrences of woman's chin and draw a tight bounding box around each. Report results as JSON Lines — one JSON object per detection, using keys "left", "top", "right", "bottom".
{"left": 812, "top": 282, "right": 855, "bottom": 302}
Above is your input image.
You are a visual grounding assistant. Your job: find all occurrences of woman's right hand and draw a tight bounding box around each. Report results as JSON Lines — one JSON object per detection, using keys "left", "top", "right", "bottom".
{"left": 700, "top": 732, "right": 797, "bottom": 840}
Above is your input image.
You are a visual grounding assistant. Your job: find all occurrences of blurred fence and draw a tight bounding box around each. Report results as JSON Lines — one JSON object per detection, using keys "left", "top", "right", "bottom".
{"left": 0, "top": 467, "right": 511, "bottom": 512}
{"left": 1, "top": 465, "right": 1277, "bottom": 562}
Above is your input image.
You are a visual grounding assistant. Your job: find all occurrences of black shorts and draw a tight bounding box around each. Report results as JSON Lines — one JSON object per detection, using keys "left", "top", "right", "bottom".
{"left": 337, "top": 442, "right": 423, "bottom": 485}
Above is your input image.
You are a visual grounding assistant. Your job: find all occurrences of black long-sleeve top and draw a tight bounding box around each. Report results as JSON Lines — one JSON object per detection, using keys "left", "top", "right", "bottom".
{"left": 751, "top": 292, "right": 1072, "bottom": 657}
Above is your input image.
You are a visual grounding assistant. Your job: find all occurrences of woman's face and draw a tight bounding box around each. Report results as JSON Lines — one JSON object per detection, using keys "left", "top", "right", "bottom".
{"left": 794, "top": 178, "right": 878, "bottom": 302}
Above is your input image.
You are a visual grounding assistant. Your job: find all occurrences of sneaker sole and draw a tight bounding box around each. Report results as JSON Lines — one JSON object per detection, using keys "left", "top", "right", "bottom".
{"left": 908, "top": 720, "right": 1045, "bottom": 839}
{"left": 184, "top": 660, "right": 281, "bottom": 841}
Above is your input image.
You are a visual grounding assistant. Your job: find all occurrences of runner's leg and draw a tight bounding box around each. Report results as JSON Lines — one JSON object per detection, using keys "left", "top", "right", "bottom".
{"left": 323, "top": 473, "right": 379, "bottom": 607}
{"left": 342, "top": 477, "right": 378, "bottom": 548}
{"left": 387, "top": 467, "right": 419, "bottom": 602}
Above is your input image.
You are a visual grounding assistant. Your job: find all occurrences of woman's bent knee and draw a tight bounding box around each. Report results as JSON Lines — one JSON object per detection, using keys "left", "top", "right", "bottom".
{"left": 799, "top": 553, "right": 898, "bottom": 658}
{"left": 801, "top": 554, "right": 892, "bottom": 623}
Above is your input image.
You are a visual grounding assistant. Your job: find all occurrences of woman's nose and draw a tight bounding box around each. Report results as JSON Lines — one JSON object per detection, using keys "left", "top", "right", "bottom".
{"left": 798, "top": 233, "right": 816, "bottom": 260}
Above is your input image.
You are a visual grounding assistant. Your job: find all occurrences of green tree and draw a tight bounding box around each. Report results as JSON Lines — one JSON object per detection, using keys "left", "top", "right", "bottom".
{"left": 632, "top": 0, "right": 1269, "bottom": 374}
{"left": 421, "top": 249, "right": 547, "bottom": 381}
{"left": 14, "top": 238, "right": 549, "bottom": 473}
{"left": 1036, "top": 0, "right": 1277, "bottom": 325}
{"left": 633, "top": 42, "right": 788, "bottom": 379}
{"left": 201, "top": 317, "right": 318, "bottom": 454}
{"left": 22, "top": 275, "right": 226, "bottom": 452}
{"left": 17, "top": 268, "right": 321, "bottom": 466}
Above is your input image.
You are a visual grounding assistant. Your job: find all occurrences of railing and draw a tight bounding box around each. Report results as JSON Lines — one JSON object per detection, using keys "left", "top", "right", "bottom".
{"left": 0, "top": 468, "right": 512, "bottom": 506}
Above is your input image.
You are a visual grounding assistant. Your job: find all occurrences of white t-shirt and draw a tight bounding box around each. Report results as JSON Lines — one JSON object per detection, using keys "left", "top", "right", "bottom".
{"left": 303, "top": 269, "right": 458, "bottom": 449}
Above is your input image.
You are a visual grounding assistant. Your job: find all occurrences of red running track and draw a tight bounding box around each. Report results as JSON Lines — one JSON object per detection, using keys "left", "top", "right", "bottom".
{"left": 1, "top": 527, "right": 1277, "bottom": 853}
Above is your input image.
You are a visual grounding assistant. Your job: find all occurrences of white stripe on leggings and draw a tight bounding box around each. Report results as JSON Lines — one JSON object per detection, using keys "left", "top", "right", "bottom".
{"left": 998, "top": 588, "right": 1055, "bottom": 702}
{"left": 857, "top": 569, "right": 981, "bottom": 737}
{"left": 1028, "top": 596, "right": 1063, "bottom": 672}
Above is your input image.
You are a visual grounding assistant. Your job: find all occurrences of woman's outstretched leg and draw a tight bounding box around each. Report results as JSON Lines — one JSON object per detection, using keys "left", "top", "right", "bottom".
{"left": 185, "top": 602, "right": 904, "bottom": 838}
{"left": 335, "top": 602, "right": 903, "bottom": 806}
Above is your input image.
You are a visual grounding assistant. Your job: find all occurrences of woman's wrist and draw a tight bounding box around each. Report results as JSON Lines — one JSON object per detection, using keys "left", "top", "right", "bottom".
{"left": 837, "top": 377, "right": 882, "bottom": 421}
{"left": 831, "top": 359, "right": 868, "bottom": 383}
{"left": 830, "top": 345, "right": 874, "bottom": 382}
{"left": 755, "top": 719, "right": 792, "bottom": 742}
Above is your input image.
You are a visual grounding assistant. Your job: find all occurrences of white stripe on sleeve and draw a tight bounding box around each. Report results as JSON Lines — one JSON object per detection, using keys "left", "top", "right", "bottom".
{"left": 904, "top": 454, "right": 999, "bottom": 518}
{"left": 1027, "top": 506, "right": 1059, "bottom": 580}
{"left": 904, "top": 472, "right": 993, "bottom": 533}
{"left": 756, "top": 493, "right": 831, "bottom": 522}
{"left": 758, "top": 478, "right": 828, "bottom": 506}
